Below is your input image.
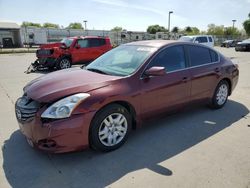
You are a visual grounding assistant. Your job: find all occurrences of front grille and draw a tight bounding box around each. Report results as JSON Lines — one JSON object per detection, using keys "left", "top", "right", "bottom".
{"left": 36, "top": 49, "right": 53, "bottom": 56}
{"left": 15, "top": 96, "right": 41, "bottom": 122}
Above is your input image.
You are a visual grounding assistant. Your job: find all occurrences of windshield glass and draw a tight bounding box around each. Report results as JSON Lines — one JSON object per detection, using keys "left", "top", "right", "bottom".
{"left": 242, "top": 39, "right": 250, "bottom": 43}
{"left": 61, "top": 38, "right": 73, "bottom": 47}
{"left": 178, "top": 36, "right": 193, "bottom": 42}
{"left": 85, "top": 45, "right": 157, "bottom": 76}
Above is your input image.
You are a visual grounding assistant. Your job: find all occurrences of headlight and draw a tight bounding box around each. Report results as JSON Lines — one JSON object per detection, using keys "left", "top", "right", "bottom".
{"left": 41, "top": 93, "right": 90, "bottom": 119}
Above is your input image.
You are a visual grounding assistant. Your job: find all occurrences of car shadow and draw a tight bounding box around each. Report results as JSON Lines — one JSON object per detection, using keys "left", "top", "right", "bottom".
{"left": 2, "top": 100, "right": 249, "bottom": 188}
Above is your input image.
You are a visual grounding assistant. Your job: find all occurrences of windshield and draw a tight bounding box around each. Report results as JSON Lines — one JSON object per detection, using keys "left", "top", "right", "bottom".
{"left": 178, "top": 36, "right": 193, "bottom": 42}
{"left": 242, "top": 39, "right": 250, "bottom": 43}
{"left": 60, "top": 38, "right": 73, "bottom": 47}
{"left": 85, "top": 45, "right": 157, "bottom": 76}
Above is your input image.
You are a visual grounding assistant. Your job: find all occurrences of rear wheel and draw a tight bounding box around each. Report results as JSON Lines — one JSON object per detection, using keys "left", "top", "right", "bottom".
{"left": 57, "top": 58, "right": 71, "bottom": 70}
{"left": 90, "top": 104, "right": 131, "bottom": 152}
{"left": 210, "top": 80, "right": 229, "bottom": 109}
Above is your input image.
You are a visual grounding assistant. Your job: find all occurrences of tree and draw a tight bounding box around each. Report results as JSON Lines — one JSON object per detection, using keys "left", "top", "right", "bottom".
{"left": 147, "top": 25, "right": 167, "bottom": 34}
{"left": 67, "top": 22, "right": 83, "bottom": 29}
{"left": 171, "top": 26, "right": 179, "bottom": 33}
{"left": 207, "top": 24, "right": 224, "bottom": 35}
{"left": 185, "top": 26, "right": 193, "bottom": 33}
{"left": 43, "top": 22, "right": 59, "bottom": 29}
{"left": 243, "top": 13, "right": 250, "bottom": 36}
{"left": 111, "top": 26, "right": 123, "bottom": 32}
{"left": 21, "top": 21, "right": 41, "bottom": 28}
{"left": 191, "top": 27, "right": 200, "bottom": 35}
{"left": 224, "top": 27, "right": 240, "bottom": 36}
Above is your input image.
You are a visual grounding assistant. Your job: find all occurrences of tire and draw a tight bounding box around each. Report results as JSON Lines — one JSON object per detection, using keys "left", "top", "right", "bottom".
{"left": 210, "top": 80, "right": 229, "bottom": 109}
{"left": 90, "top": 104, "right": 131, "bottom": 152}
{"left": 57, "top": 58, "right": 71, "bottom": 70}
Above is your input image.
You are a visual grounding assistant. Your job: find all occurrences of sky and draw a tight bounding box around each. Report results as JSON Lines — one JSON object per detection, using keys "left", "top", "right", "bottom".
{"left": 0, "top": 0, "right": 249, "bottom": 31}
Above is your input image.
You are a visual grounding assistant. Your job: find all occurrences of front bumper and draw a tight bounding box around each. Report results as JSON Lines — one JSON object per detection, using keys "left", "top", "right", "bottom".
{"left": 36, "top": 57, "right": 57, "bottom": 68}
{"left": 15, "top": 98, "right": 95, "bottom": 153}
{"left": 235, "top": 45, "right": 247, "bottom": 51}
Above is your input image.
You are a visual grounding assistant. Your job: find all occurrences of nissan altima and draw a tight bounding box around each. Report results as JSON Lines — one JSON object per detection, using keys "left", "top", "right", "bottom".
{"left": 15, "top": 40, "right": 239, "bottom": 153}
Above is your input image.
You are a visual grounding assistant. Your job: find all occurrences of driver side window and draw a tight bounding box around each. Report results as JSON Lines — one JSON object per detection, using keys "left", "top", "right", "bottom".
{"left": 77, "top": 39, "right": 89, "bottom": 48}
{"left": 148, "top": 45, "right": 186, "bottom": 72}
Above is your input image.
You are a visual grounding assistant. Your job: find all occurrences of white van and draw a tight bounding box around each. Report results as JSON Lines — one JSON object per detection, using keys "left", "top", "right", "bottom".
{"left": 178, "top": 35, "right": 214, "bottom": 47}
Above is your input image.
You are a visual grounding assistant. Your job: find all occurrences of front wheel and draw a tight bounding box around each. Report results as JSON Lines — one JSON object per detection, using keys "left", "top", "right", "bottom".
{"left": 90, "top": 104, "right": 131, "bottom": 152}
{"left": 210, "top": 80, "right": 229, "bottom": 109}
{"left": 57, "top": 58, "right": 71, "bottom": 70}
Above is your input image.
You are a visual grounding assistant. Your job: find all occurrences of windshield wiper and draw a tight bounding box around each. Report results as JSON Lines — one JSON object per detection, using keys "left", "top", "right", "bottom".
{"left": 86, "top": 68, "right": 109, "bottom": 75}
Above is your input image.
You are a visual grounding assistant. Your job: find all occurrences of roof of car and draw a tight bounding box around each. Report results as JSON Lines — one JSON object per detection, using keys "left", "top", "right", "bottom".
{"left": 181, "top": 35, "right": 212, "bottom": 38}
{"left": 125, "top": 40, "right": 178, "bottom": 48}
{"left": 68, "top": 36, "right": 109, "bottom": 39}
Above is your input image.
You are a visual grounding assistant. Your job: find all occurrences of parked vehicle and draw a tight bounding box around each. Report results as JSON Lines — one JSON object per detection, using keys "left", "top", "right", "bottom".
{"left": 235, "top": 39, "right": 250, "bottom": 51}
{"left": 15, "top": 40, "right": 239, "bottom": 153}
{"left": 30, "top": 36, "right": 112, "bottom": 71}
{"left": 221, "top": 40, "right": 241, "bottom": 48}
{"left": 178, "top": 35, "right": 214, "bottom": 47}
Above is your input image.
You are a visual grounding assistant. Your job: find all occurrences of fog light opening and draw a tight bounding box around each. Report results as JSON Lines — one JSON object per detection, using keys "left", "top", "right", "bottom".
{"left": 38, "top": 139, "right": 57, "bottom": 148}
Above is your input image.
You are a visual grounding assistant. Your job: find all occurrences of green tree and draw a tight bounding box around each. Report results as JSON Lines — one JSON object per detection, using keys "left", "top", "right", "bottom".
{"left": 171, "top": 26, "right": 179, "bottom": 33}
{"left": 224, "top": 27, "right": 240, "bottom": 36}
{"left": 243, "top": 13, "right": 250, "bottom": 36}
{"left": 21, "top": 21, "right": 41, "bottom": 27}
{"left": 185, "top": 26, "right": 193, "bottom": 33}
{"left": 147, "top": 25, "right": 167, "bottom": 34}
{"left": 67, "top": 22, "right": 83, "bottom": 29}
{"left": 191, "top": 27, "right": 200, "bottom": 35}
{"left": 207, "top": 24, "right": 224, "bottom": 35}
{"left": 43, "top": 22, "right": 59, "bottom": 29}
{"left": 111, "top": 26, "right": 123, "bottom": 32}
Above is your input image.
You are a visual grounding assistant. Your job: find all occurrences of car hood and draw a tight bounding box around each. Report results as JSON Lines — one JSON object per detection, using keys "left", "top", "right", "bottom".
{"left": 24, "top": 68, "right": 121, "bottom": 103}
{"left": 237, "top": 40, "right": 250, "bottom": 45}
{"left": 40, "top": 42, "right": 62, "bottom": 49}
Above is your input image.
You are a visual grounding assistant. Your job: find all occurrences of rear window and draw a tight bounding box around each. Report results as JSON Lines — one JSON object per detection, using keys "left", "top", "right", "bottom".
{"left": 188, "top": 45, "right": 211, "bottom": 66}
{"left": 89, "top": 38, "right": 106, "bottom": 47}
{"left": 210, "top": 50, "right": 219, "bottom": 62}
{"left": 208, "top": 37, "right": 213, "bottom": 42}
{"left": 195, "top": 37, "right": 208, "bottom": 43}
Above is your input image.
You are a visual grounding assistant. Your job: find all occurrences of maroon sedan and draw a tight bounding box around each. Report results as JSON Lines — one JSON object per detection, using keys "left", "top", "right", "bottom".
{"left": 15, "top": 40, "right": 239, "bottom": 153}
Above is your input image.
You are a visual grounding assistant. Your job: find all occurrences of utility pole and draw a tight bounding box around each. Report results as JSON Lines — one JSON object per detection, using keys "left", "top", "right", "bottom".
{"left": 83, "top": 20, "right": 88, "bottom": 35}
{"left": 168, "top": 11, "right": 173, "bottom": 33}
{"left": 232, "top": 19, "right": 236, "bottom": 29}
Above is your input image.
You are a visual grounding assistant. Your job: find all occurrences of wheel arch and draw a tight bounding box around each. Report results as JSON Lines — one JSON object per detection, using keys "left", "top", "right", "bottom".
{"left": 99, "top": 101, "right": 137, "bottom": 129}
{"left": 221, "top": 78, "right": 232, "bottom": 96}
{"left": 88, "top": 100, "right": 137, "bottom": 150}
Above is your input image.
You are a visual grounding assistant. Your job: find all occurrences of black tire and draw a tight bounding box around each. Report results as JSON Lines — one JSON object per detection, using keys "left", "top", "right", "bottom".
{"left": 57, "top": 58, "right": 71, "bottom": 70}
{"left": 90, "top": 104, "right": 131, "bottom": 152}
{"left": 210, "top": 80, "right": 229, "bottom": 109}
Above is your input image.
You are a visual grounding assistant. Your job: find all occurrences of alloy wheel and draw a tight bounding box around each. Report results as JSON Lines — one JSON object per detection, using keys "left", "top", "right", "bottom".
{"left": 98, "top": 113, "right": 128, "bottom": 147}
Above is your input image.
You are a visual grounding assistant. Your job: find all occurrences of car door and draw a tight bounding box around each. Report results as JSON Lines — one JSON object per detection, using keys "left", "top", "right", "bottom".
{"left": 140, "top": 45, "right": 191, "bottom": 118}
{"left": 186, "top": 44, "right": 221, "bottom": 102}
{"left": 71, "top": 39, "right": 91, "bottom": 63}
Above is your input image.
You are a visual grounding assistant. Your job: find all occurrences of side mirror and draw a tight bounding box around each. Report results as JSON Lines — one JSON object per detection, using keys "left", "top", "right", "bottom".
{"left": 75, "top": 44, "right": 81, "bottom": 49}
{"left": 144, "top": 66, "right": 166, "bottom": 77}
{"left": 60, "top": 44, "right": 67, "bottom": 49}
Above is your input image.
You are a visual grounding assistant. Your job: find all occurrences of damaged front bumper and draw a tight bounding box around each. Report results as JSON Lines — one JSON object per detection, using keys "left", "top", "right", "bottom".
{"left": 25, "top": 57, "right": 57, "bottom": 74}
{"left": 15, "top": 96, "right": 95, "bottom": 153}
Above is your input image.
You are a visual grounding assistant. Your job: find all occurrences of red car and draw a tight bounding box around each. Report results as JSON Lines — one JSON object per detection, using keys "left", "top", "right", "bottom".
{"left": 15, "top": 40, "right": 239, "bottom": 153}
{"left": 34, "top": 36, "right": 112, "bottom": 70}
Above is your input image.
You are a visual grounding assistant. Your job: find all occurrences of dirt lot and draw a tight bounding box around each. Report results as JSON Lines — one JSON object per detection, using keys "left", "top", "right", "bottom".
{"left": 0, "top": 47, "right": 250, "bottom": 188}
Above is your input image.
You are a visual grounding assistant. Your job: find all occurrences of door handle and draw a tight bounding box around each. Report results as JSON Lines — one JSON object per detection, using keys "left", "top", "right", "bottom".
{"left": 182, "top": 77, "right": 188, "bottom": 82}
{"left": 214, "top": 67, "right": 220, "bottom": 73}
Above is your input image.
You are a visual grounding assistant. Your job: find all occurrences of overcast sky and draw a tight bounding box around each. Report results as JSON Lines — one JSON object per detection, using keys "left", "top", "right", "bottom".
{"left": 0, "top": 0, "right": 249, "bottom": 31}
